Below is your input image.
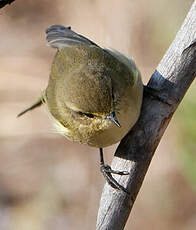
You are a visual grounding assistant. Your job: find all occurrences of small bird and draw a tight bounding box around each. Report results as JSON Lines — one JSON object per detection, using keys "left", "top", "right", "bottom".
{"left": 18, "top": 25, "right": 143, "bottom": 193}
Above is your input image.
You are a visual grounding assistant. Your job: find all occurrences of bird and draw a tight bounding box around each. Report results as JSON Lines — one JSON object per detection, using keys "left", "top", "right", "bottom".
{"left": 18, "top": 25, "right": 143, "bottom": 193}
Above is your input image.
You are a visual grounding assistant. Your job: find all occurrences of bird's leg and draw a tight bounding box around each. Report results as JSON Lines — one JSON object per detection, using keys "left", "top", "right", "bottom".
{"left": 99, "top": 148, "right": 130, "bottom": 194}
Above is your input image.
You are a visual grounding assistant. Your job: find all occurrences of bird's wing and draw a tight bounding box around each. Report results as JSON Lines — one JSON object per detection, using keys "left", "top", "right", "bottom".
{"left": 46, "top": 25, "right": 99, "bottom": 49}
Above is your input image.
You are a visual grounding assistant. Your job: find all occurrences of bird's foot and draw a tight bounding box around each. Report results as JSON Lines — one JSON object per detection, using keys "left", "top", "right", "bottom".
{"left": 100, "top": 163, "right": 130, "bottom": 195}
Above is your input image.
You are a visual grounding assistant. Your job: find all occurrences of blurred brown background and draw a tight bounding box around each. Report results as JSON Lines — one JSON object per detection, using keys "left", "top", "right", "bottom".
{"left": 0, "top": 0, "right": 196, "bottom": 229}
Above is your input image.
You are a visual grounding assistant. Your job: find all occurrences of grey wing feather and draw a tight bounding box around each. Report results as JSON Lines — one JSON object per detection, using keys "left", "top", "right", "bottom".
{"left": 46, "top": 25, "right": 99, "bottom": 49}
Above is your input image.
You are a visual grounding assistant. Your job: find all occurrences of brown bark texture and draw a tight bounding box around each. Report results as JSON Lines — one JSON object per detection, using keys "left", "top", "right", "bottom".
{"left": 96, "top": 1, "right": 196, "bottom": 229}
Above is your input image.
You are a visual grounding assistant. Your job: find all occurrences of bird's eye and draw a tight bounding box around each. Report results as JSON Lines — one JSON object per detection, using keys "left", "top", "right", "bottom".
{"left": 84, "top": 113, "right": 94, "bottom": 118}
{"left": 77, "top": 111, "right": 94, "bottom": 118}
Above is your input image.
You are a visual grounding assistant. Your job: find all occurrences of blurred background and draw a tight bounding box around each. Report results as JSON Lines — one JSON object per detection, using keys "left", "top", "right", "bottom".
{"left": 0, "top": 0, "right": 195, "bottom": 229}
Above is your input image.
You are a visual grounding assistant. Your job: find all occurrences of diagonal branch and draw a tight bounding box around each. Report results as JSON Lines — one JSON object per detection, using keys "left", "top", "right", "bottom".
{"left": 0, "top": 0, "right": 15, "bottom": 9}
{"left": 96, "top": 1, "right": 196, "bottom": 229}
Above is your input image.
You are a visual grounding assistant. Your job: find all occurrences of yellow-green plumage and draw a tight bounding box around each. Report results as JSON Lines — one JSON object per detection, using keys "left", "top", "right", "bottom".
{"left": 44, "top": 43, "right": 143, "bottom": 147}
{"left": 17, "top": 25, "right": 143, "bottom": 192}
{"left": 19, "top": 25, "right": 143, "bottom": 148}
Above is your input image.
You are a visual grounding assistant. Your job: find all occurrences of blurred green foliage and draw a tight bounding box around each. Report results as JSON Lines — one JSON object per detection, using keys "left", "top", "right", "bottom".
{"left": 176, "top": 82, "right": 196, "bottom": 189}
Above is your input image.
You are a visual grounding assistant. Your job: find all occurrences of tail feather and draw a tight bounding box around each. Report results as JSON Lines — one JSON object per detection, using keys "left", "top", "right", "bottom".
{"left": 46, "top": 25, "right": 98, "bottom": 49}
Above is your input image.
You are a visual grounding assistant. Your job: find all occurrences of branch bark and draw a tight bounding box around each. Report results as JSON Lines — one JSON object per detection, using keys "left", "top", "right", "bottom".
{"left": 0, "top": 0, "right": 15, "bottom": 9}
{"left": 97, "top": 1, "right": 196, "bottom": 229}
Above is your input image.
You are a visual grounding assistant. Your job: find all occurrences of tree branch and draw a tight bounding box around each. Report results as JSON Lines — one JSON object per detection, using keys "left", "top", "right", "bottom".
{"left": 0, "top": 0, "right": 15, "bottom": 9}
{"left": 96, "top": 1, "right": 196, "bottom": 229}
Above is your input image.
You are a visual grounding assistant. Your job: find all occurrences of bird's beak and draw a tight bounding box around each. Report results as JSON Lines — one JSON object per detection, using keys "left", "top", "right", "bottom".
{"left": 106, "top": 111, "right": 121, "bottom": 127}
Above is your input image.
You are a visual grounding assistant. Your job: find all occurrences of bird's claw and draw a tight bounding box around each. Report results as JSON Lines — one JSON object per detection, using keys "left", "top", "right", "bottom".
{"left": 100, "top": 164, "right": 130, "bottom": 195}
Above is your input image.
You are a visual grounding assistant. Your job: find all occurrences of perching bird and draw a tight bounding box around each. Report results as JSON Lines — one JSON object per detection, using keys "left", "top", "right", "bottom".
{"left": 18, "top": 25, "right": 143, "bottom": 193}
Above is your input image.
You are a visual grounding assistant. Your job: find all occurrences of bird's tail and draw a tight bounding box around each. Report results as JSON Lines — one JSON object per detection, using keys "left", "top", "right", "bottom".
{"left": 46, "top": 25, "right": 98, "bottom": 49}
